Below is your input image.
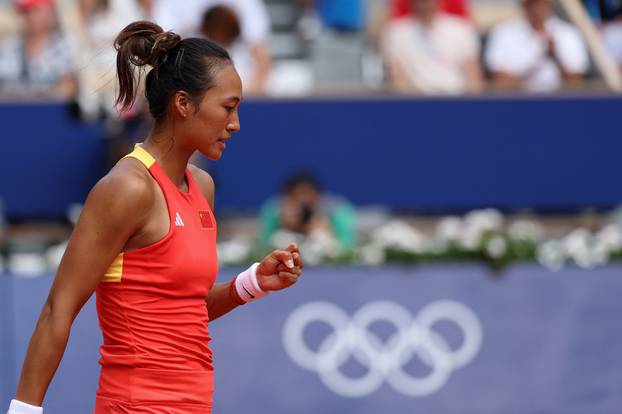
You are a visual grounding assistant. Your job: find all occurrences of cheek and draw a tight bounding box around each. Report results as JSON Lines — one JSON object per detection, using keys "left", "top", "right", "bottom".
{"left": 192, "top": 108, "right": 227, "bottom": 136}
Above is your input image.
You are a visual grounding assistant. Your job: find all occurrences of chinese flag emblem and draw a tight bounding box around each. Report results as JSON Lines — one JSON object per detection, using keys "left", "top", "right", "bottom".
{"left": 198, "top": 210, "right": 214, "bottom": 228}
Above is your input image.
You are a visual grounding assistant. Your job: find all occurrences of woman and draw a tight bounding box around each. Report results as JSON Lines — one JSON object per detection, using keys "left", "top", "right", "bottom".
{"left": 7, "top": 21, "right": 304, "bottom": 414}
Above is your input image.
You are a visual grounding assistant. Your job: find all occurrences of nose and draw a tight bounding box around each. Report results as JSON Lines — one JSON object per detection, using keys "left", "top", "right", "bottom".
{"left": 227, "top": 111, "right": 241, "bottom": 133}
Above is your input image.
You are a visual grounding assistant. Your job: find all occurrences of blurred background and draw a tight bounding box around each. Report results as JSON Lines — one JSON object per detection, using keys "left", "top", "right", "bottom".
{"left": 1, "top": 0, "right": 622, "bottom": 413}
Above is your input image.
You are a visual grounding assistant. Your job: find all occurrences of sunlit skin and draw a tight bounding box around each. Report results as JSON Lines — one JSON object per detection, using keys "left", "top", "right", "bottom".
{"left": 12, "top": 62, "right": 303, "bottom": 406}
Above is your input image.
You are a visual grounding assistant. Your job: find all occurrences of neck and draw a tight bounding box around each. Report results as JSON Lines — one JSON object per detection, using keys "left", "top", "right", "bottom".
{"left": 142, "top": 128, "right": 194, "bottom": 191}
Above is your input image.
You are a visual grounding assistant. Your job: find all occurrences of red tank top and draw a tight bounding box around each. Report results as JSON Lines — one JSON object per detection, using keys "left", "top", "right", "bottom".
{"left": 94, "top": 145, "right": 218, "bottom": 409}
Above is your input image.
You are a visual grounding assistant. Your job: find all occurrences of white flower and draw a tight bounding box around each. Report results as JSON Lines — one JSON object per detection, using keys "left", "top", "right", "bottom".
{"left": 459, "top": 209, "right": 504, "bottom": 251}
{"left": 270, "top": 230, "right": 305, "bottom": 250}
{"left": 371, "top": 220, "right": 427, "bottom": 253}
{"left": 46, "top": 241, "right": 68, "bottom": 269}
{"left": 562, "top": 229, "right": 608, "bottom": 269}
{"left": 436, "top": 216, "right": 462, "bottom": 242}
{"left": 464, "top": 209, "right": 504, "bottom": 232}
{"left": 596, "top": 224, "right": 622, "bottom": 253}
{"left": 9, "top": 253, "right": 48, "bottom": 276}
{"left": 217, "top": 237, "right": 252, "bottom": 266}
{"left": 459, "top": 226, "right": 483, "bottom": 251}
{"left": 508, "top": 220, "right": 545, "bottom": 242}
{"left": 359, "top": 243, "right": 385, "bottom": 265}
{"left": 537, "top": 240, "right": 566, "bottom": 271}
{"left": 485, "top": 236, "right": 507, "bottom": 259}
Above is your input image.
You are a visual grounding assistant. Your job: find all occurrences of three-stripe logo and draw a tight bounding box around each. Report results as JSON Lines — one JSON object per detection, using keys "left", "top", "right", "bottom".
{"left": 175, "top": 212, "right": 185, "bottom": 227}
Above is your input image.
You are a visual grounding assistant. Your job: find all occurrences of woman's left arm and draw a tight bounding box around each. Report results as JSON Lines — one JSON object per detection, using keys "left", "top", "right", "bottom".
{"left": 207, "top": 245, "right": 304, "bottom": 321}
{"left": 189, "top": 166, "right": 304, "bottom": 321}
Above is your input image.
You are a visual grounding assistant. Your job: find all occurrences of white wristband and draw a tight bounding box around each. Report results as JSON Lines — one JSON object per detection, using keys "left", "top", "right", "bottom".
{"left": 7, "top": 400, "right": 42, "bottom": 414}
{"left": 234, "top": 262, "right": 270, "bottom": 303}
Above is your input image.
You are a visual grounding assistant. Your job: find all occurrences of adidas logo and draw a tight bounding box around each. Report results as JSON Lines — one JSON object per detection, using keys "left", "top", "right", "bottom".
{"left": 175, "top": 212, "right": 185, "bottom": 227}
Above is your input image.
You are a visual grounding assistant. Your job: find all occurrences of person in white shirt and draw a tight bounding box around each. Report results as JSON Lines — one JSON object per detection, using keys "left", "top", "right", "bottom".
{"left": 381, "top": 0, "right": 483, "bottom": 95}
{"left": 485, "top": 0, "right": 589, "bottom": 92}
{"left": 150, "top": 0, "right": 271, "bottom": 93}
{"left": 602, "top": 17, "right": 622, "bottom": 70}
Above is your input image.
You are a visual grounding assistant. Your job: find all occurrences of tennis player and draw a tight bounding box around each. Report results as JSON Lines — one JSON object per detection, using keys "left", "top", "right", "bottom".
{"left": 6, "top": 21, "right": 304, "bottom": 414}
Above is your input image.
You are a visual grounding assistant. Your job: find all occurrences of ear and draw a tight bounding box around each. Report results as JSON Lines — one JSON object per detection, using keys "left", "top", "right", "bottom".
{"left": 172, "top": 90, "right": 195, "bottom": 119}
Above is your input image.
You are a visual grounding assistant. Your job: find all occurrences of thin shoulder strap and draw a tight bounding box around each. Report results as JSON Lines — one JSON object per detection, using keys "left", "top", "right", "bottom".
{"left": 122, "top": 145, "right": 156, "bottom": 169}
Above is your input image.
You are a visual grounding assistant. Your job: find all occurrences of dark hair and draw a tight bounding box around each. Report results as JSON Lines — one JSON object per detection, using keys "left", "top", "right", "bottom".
{"left": 114, "top": 21, "right": 232, "bottom": 121}
{"left": 282, "top": 172, "right": 322, "bottom": 195}
{"left": 200, "top": 5, "right": 241, "bottom": 46}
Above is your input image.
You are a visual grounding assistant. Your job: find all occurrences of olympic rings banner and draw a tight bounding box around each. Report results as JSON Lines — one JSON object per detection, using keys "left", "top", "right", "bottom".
{"left": 1, "top": 264, "right": 622, "bottom": 413}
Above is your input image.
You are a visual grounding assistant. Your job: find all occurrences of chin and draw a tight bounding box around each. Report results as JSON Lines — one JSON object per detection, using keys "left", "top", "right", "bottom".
{"left": 200, "top": 148, "right": 223, "bottom": 161}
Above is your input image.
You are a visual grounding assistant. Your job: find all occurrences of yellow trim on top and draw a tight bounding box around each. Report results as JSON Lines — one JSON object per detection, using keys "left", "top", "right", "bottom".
{"left": 103, "top": 253, "right": 124, "bottom": 283}
{"left": 123, "top": 145, "right": 156, "bottom": 169}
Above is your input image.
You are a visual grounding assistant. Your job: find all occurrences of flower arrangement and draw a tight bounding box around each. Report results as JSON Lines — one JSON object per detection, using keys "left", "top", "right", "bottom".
{"left": 217, "top": 208, "right": 622, "bottom": 271}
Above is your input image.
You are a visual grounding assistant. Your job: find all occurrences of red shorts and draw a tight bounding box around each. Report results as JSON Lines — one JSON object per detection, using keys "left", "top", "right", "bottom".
{"left": 94, "top": 367, "right": 214, "bottom": 414}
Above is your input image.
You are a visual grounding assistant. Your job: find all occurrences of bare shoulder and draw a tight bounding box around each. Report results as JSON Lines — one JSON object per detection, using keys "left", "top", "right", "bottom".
{"left": 189, "top": 164, "right": 215, "bottom": 209}
{"left": 85, "top": 158, "right": 155, "bottom": 224}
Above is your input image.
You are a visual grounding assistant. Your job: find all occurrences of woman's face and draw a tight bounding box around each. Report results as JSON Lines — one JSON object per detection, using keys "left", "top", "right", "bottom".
{"left": 182, "top": 64, "right": 243, "bottom": 160}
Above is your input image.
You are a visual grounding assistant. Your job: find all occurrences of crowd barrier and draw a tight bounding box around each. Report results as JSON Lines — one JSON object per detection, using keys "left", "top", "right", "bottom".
{"left": 1, "top": 96, "right": 622, "bottom": 218}
{"left": 1, "top": 264, "right": 620, "bottom": 413}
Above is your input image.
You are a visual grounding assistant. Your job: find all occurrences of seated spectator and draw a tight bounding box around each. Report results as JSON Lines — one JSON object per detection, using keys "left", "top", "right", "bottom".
{"left": 259, "top": 173, "right": 356, "bottom": 253}
{"left": 381, "top": 0, "right": 483, "bottom": 95}
{"left": 151, "top": 0, "right": 271, "bottom": 94}
{"left": 602, "top": 15, "right": 622, "bottom": 70}
{"left": 199, "top": 4, "right": 270, "bottom": 94}
{"left": 0, "top": 0, "right": 77, "bottom": 99}
{"left": 80, "top": 0, "right": 144, "bottom": 114}
{"left": 485, "top": 0, "right": 589, "bottom": 92}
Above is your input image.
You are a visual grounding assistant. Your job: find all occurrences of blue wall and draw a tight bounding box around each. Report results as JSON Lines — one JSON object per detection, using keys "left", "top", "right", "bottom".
{"left": 1, "top": 265, "right": 622, "bottom": 413}
{"left": 1, "top": 97, "right": 621, "bottom": 218}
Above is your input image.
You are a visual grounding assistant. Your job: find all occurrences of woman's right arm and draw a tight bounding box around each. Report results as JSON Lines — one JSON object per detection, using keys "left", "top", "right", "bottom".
{"left": 11, "top": 166, "right": 153, "bottom": 407}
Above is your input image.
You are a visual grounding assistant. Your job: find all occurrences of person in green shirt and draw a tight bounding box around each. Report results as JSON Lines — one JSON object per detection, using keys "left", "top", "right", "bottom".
{"left": 259, "top": 173, "right": 356, "bottom": 253}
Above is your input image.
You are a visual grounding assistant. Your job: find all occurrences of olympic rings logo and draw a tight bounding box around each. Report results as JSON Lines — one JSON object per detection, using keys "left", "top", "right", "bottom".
{"left": 282, "top": 300, "right": 483, "bottom": 398}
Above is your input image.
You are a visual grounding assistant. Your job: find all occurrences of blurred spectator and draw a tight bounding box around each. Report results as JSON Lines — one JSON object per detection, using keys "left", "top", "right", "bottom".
{"left": 259, "top": 173, "right": 356, "bottom": 253}
{"left": 485, "top": 0, "right": 589, "bottom": 92}
{"left": 603, "top": 16, "right": 622, "bottom": 69}
{"left": 0, "top": 0, "right": 77, "bottom": 99}
{"left": 199, "top": 4, "right": 271, "bottom": 94}
{"left": 151, "top": 0, "right": 271, "bottom": 94}
{"left": 80, "top": 0, "right": 144, "bottom": 113}
{"left": 381, "top": 0, "right": 483, "bottom": 95}
{"left": 392, "top": 0, "right": 470, "bottom": 19}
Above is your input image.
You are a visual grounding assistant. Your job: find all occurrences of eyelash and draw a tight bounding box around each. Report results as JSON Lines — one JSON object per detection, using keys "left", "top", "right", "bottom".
{"left": 225, "top": 106, "right": 235, "bottom": 113}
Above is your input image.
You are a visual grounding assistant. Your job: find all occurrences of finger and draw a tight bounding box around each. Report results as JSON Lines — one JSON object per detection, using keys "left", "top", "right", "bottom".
{"left": 293, "top": 252, "right": 304, "bottom": 269}
{"left": 278, "top": 271, "right": 299, "bottom": 283}
{"left": 285, "top": 243, "right": 299, "bottom": 254}
{"left": 276, "top": 266, "right": 301, "bottom": 276}
{"left": 272, "top": 250, "right": 295, "bottom": 269}
{"left": 276, "top": 263, "right": 301, "bottom": 273}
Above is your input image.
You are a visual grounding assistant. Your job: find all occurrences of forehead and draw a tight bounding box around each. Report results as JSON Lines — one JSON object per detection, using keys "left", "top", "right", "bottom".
{"left": 208, "top": 64, "right": 242, "bottom": 97}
